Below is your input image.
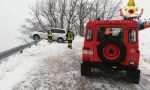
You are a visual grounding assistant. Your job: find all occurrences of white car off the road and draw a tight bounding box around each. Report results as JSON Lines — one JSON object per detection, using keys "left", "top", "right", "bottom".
{"left": 30, "top": 28, "right": 66, "bottom": 43}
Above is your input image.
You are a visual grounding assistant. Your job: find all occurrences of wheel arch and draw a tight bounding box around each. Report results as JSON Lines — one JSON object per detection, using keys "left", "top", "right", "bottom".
{"left": 33, "top": 34, "right": 40, "bottom": 40}
{"left": 57, "top": 37, "right": 64, "bottom": 43}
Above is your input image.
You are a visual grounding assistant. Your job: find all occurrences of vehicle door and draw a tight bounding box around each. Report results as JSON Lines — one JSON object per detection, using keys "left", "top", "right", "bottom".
{"left": 39, "top": 30, "right": 47, "bottom": 39}
{"left": 126, "top": 28, "right": 139, "bottom": 66}
{"left": 95, "top": 26, "right": 125, "bottom": 61}
{"left": 58, "top": 30, "right": 66, "bottom": 39}
{"left": 51, "top": 29, "right": 59, "bottom": 40}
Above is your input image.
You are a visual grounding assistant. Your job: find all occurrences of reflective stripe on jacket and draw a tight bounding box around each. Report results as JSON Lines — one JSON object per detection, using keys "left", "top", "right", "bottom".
{"left": 48, "top": 31, "right": 53, "bottom": 36}
{"left": 67, "top": 32, "right": 74, "bottom": 40}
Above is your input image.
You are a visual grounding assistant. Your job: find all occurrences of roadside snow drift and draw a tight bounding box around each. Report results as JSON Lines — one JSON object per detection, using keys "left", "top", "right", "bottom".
{"left": 0, "top": 30, "right": 150, "bottom": 90}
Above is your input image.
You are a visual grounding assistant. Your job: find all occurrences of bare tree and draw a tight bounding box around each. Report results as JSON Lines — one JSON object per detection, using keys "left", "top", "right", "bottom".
{"left": 38, "top": 0, "right": 59, "bottom": 28}
{"left": 19, "top": 0, "right": 122, "bottom": 40}
{"left": 64, "top": 0, "right": 79, "bottom": 31}
{"left": 30, "top": 1, "right": 46, "bottom": 31}
{"left": 77, "top": 0, "right": 93, "bottom": 36}
{"left": 92, "top": 0, "right": 122, "bottom": 20}
{"left": 58, "top": 0, "right": 66, "bottom": 29}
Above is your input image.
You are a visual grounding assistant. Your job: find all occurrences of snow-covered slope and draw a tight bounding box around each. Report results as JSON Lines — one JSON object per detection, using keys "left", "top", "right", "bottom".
{"left": 139, "top": 29, "right": 150, "bottom": 82}
{"left": 0, "top": 30, "right": 150, "bottom": 90}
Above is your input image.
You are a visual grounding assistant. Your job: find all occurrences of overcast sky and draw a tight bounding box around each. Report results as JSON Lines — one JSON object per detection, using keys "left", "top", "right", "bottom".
{"left": 0, "top": 0, "right": 149, "bottom": 52}
{"left": 0, "top": 0, "right": 36, "bottom": 52}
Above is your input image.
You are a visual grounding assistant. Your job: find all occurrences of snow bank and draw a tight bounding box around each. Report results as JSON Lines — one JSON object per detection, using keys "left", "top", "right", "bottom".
{"left": 0, "top": 40, "right": 53, "bottom": 90}
{"left": 139, "top": 28, "right": 150, "bottom": 81}
{"left": 11, "top": 34, "right": 150, "bottom": 90}
{"left": 1, "top": 32, "right": 150, "bottom": 90}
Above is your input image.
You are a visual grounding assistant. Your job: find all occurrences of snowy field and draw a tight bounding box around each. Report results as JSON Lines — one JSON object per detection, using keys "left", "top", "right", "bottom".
{"left": 0, "top": 29, "right": 150, "bottom": 90}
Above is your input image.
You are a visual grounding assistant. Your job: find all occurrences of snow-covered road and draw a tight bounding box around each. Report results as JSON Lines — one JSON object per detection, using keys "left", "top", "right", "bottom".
{"left": 0, "top": 29, "right": 150, "bottom": 90}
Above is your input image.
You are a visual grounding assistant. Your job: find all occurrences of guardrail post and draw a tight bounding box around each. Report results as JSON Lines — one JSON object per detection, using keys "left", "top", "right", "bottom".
{"left": 20, "top": 50, "right": 23, "bottom": 53}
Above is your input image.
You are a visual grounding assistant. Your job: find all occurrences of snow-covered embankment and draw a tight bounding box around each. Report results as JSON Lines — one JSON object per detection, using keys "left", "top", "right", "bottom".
{"left": 0, "top": 30, "right": 150, "bottom": 90}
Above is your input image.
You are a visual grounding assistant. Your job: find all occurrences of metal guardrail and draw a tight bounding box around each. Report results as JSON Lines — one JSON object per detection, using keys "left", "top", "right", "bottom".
{"left": 0, "top": 41, "right": 39, "bottom": 60}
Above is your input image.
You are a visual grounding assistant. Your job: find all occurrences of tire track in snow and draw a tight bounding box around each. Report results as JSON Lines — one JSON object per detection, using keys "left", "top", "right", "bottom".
{"left": 13, "top": 39, "right": 150, "bottom": 90}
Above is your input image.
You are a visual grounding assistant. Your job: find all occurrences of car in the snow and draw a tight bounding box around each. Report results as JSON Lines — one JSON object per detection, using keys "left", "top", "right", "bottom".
{"left": 30, "top": 28, "right": 66, "bottom": 43}
{"left": 81, "top": 19, "right": 141, "bottom": 84}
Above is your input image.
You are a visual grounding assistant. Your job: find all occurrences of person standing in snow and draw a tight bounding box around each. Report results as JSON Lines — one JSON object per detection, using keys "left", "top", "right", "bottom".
{"left": 47, "top": 30, "right": 53, "bottom": 43}
{"left": 66, "top": 30, "right": 74, "bottom": 49}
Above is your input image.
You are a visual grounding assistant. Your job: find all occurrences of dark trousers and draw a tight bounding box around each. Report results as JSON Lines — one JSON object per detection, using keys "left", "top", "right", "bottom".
{"left": 48, "top": 36, "right": 52, "bottom": 42}
{"left": 68, "top": 40, "right": 73, "bottom": 49}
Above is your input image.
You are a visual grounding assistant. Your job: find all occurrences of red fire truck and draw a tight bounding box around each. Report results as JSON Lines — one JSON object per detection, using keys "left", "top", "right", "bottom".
{"left": 81, "top": 19, "right": 149, "bottom": 84}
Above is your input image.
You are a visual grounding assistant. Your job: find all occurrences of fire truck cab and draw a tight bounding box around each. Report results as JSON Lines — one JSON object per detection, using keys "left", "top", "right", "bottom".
{"left": 81, "top": 19, "right": 140, "bottom": 84}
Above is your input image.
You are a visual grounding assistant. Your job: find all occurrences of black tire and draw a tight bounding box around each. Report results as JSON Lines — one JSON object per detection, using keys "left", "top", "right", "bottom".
{"left": 81, "top": 63, "right": 93, "bottom": 77}
{"left": 33, "top": 35, "right": 40, "bottom": 41}
{"left": 57, "top": 38, "right": 64, "bottom": 43}
{"left": 126, "top": 69, "right": 140, "bottom": 84}
{"left": 97, "top": 36, "right": 126, "bottom": 65}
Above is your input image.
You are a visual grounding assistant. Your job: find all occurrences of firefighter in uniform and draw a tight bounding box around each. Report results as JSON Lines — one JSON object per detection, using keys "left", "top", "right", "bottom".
{"left": 104, "top": 28, "right": 112, "bottom": 36}
{"left": 47, "top": 30, "right": 53, "bottom": 43}
{"left": 66, "top": 30, "right": 74, "bottom": 49}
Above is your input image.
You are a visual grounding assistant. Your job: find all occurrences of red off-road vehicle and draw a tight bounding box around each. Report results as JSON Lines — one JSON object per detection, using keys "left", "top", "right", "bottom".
{"left": 81, "top": 19, "right": 141, "bottom": 84}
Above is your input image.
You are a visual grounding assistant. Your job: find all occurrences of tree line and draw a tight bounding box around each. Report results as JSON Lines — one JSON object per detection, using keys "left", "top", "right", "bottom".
{"left": 20, "top": 0, "right": 122, "bottom": 38}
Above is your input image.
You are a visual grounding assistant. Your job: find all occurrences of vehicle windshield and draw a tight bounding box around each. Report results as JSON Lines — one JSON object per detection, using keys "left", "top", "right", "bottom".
{"left": 51, "top": 29, "right": 65, "bottom": 33}
{"left": 38, "top": 30, "right": 47, "bottom": 33}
